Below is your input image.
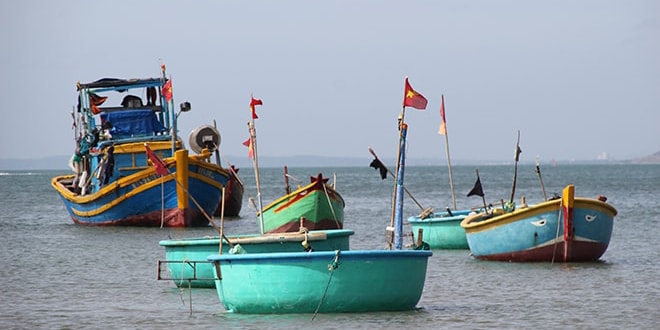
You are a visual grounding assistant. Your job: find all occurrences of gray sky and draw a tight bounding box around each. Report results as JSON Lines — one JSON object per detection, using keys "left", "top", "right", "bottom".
{"left": 1, "top": 0, "right": 658, "bottom": 164}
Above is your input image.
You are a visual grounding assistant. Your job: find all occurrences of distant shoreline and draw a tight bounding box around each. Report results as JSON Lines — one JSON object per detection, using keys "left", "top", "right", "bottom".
{"left": 1, "top": 154, "right": 657, "bottom": 171}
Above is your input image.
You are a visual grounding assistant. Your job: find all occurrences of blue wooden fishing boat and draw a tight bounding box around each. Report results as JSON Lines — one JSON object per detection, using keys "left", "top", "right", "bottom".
{"left": 51, "top": 66, "right": 233, "bottom": 227}
{"left": 208, "top": 109, "right": 432, "bottom": 314}
{"left": 158, "top": 229, "right": 354, "bottom": 288}
{"left": 460, "top": 185, "right": 617, "bottom": 262}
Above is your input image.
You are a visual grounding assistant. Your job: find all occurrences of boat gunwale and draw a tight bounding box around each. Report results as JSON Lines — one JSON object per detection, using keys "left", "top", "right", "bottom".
{"left": 207, "top": 249, "right": 432, "bottom": 262}
{"left": 460, "top": 197, "right": 617, "bottom": 233}
{"left": 158, "top": 229, "right": 356, "bottom": 246}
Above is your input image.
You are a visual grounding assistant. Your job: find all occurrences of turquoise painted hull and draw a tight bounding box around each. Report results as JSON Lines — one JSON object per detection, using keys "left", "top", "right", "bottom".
{"left": 207, "top": 249, "right": 432, "bottom": 314}
{"left": 407, "top": 209, "right": 473, "bottom": 249}
{"left": 159, "top": 229, "right": 354, "bottom": 288}
{"left": 461, "top": 195, "right": 617, "bottom": 262}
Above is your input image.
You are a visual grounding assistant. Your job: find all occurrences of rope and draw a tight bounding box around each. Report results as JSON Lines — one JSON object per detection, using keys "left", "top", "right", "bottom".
{"left": 312, "top": 250, "right": 341, "bottom": 320}
{"left": 321, "top": 183, "right": 340, "bottom": 229}
{"left": 551, "top": 199, "right": 563, "bottom": 264}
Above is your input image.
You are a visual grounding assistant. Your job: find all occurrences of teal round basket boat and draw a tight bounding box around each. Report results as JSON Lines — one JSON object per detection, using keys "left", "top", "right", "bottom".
{"left": 208, "top": 249, "right": 432, "bottom": 314}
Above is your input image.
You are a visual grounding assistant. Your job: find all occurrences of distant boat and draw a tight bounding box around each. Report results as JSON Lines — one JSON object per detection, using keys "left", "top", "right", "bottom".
{"left": 460, "top": 185, "right": 617, "bottom": 262}
{"left": 51, "top": 66, "right": 231, "bottom": 227}
{"left": 208, "top": 101, "right": 432, "bottom": 314}
{"left": 158, "top": 229, "right": 354, "bottom": 288}
{"left": 259, "top": 172, "right": 345, "bottom": 233}
{"left": 407, "top": 209, "right": 473, "bottom": 249}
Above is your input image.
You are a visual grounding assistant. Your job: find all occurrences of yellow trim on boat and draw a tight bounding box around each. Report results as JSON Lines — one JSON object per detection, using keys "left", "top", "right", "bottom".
{"left": 51, "top": 154, "right": 227, "bottom": 217}
{"left": 460, "top": 196, "right": 617, "bottom": 234}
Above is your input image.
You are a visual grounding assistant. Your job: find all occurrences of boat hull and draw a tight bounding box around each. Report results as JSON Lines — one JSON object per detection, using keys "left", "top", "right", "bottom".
{"left": 260, "top": 175, "right": 345, "bottom": 233}
{"left": 159, "top": 229, "right": 354, "bottom": 288}
{"left": 214, "top": 173, "right": 244, "bottom": 217}
{"left": 52, "top": 158, "right": 228, "bottom": 227}
{"left": 407, "top": 209, "right": 472, "bottom": 249}
{"left": 208, "top": 249, "right": 432, "bottom": 313}
{"left": 461, "top": 191, "right": 617, "bottom": 262}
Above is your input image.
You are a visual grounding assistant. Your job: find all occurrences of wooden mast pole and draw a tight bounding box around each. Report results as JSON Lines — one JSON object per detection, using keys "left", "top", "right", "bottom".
{"left": 439, "top": 95, "right": 457, "bottom": 210}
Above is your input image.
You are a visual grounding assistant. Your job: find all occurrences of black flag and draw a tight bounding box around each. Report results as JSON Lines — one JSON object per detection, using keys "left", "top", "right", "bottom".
{"left": 467, "top": 176, "right": 484, "bottom": 197}
{"left": 369, "top": 158, "right": 388, "bottom": 180}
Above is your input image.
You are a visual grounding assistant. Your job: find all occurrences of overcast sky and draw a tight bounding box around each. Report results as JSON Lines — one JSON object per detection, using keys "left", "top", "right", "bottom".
{"left": 1, "top": 1, "right": 658, "bottom": 164}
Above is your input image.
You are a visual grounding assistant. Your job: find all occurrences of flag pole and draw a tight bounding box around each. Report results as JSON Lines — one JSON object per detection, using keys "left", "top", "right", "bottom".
{"left": 535, "top": 155, "right": 547, "bottom": 201}
{"left": 439, "top": 95, "right": 457, "bottom": 210}
{"left": 390, "top": 104, "right": 406, "bottom": 233}
{"left": 248, "top": 119, "right": 265, "bottom": 235}
{"left": 509, "top": 130, "right": 522, "bottom": 204}
{"left": 390, "top": 77, "right": 413, "bottom": 232}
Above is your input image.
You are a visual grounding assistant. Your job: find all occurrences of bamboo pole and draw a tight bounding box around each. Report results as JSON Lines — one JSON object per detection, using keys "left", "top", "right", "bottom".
{"left": 509, "top": 130, "right": 521, "bottom": 203}
{"left": 248, "top": 120, "right": 265, "bottom": 234}
{"left": 439, "top": 95, "right": 457, "bottom": 210}
{"left": 535, "top": 156, "right": 548, "bottom": 201}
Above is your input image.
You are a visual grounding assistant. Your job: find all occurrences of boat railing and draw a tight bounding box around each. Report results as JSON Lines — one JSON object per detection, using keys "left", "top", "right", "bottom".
{"left": 157, "top": 260, "right": 215, "bottom": 281}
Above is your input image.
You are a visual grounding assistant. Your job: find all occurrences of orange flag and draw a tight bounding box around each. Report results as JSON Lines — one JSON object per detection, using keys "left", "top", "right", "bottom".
{"left": 144, "top": 144, "right": 168, "bottom": 176}
{"left": 438, "top": 94, "right": 447, "bottom": 135}
{"left": 242, "top": 137, "right": 254, "bottom": 159}
{"left": 89, "top": 92, "right": 108, "bottom": 115}
{"left": 162, "top": 79, "right": 173, "bottom": 102}
{"left": 250, "top": 97, "right": 263, "bottom": 119}
{"left": 402, "top": 77, "right": 428, "bottom": 110}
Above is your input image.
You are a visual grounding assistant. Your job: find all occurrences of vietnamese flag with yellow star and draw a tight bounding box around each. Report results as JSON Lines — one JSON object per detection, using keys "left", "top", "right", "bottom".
{"left": 402, "top": 77, "right": 428, "bottom": 110}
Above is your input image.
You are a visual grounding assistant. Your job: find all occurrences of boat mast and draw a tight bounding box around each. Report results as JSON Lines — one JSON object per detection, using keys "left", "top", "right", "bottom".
{"left": 393, "top": 123, "right": 409, "bottom": 250}
{"left": 247, "top": 96, "right": 265, "bottom": 234}
{"left": 439, "top": 94, "right": 457, "bottom": 210}
{"left": 509, "top": 130, "right": 522, "bottom": 204}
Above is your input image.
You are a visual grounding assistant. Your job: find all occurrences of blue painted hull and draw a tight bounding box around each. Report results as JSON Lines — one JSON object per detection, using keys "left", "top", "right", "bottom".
{"left": 461, "top": 195, "right": 617, "bottom": 262}
{"left": 52, "top": 160, "right": 228, "bottom": 227}
{"left": 407, "top": 209, "right": 473, "bottom": 249}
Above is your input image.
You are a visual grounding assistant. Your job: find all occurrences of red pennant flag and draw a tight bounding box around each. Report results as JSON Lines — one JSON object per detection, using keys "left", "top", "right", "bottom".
{"left": 438, "top": 94, "right": 447, "bottom": 135}
{"left": 250, "top": 97, "right": 263, "bottom": 119}
{"left": 144, "top": 144, "right": 168, "bottom": 176}
{"left": 162, "top": 79, "right": 173, "bottom": 103}
{"left": 403, "top": 77, "right": 428, "bottom": 110}
{"left": 242, "top": 137, "right": 254, "bottom": 159}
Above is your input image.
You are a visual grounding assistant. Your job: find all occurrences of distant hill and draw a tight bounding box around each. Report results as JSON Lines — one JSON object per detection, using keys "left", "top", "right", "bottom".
{"left": 630, "top": 150, "right": 660, "bottom": 164}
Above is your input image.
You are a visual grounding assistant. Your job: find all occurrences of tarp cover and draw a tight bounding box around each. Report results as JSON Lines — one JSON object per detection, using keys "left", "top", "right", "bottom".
{"left": 101, "top": 110, "right": 166, "bottom": 139}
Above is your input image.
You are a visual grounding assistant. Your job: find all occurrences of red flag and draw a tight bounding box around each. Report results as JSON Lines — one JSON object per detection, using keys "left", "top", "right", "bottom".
{"left": 438, "top": 94, "right": 447, "bottom": 135}
{"left": 403, "top": 77, "right": 428, "bottom": 110}
{"left": 144, "top": 144, "right": 168, "bottom": 176}
{"left": 242, "top": 137, "right": 254, "bottom": 159}
{"left": 89, "top": 92, "right": 108, "bottom": 115}
{"left": 250, "top": 97, "right": 263, "bottom": 119}
{"left": 162, "top": 79, "right": 173, "bottom": 103}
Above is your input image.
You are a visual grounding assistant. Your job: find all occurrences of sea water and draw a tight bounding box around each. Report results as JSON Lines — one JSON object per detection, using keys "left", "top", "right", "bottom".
{"left": 1, "top": 164, "right": 658, "bottom": 329}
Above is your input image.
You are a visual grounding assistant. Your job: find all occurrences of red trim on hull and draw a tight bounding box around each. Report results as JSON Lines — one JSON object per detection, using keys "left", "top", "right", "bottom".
{"left": 71, "top": 208, "right": 210, "bottom": 227}
{"left": 214, "top": 177, "right": 244, "bottom": 217}
{"left": 266, "top": 218, "right": 343, "bottom": 234}
{"left": 474, "top": 241, "right": 609, "bottom": 262}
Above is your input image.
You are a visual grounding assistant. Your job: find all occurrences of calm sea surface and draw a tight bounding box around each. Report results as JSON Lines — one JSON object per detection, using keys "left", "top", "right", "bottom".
{"left": 1, "top": 164, "right": 658, "bottom": 329}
